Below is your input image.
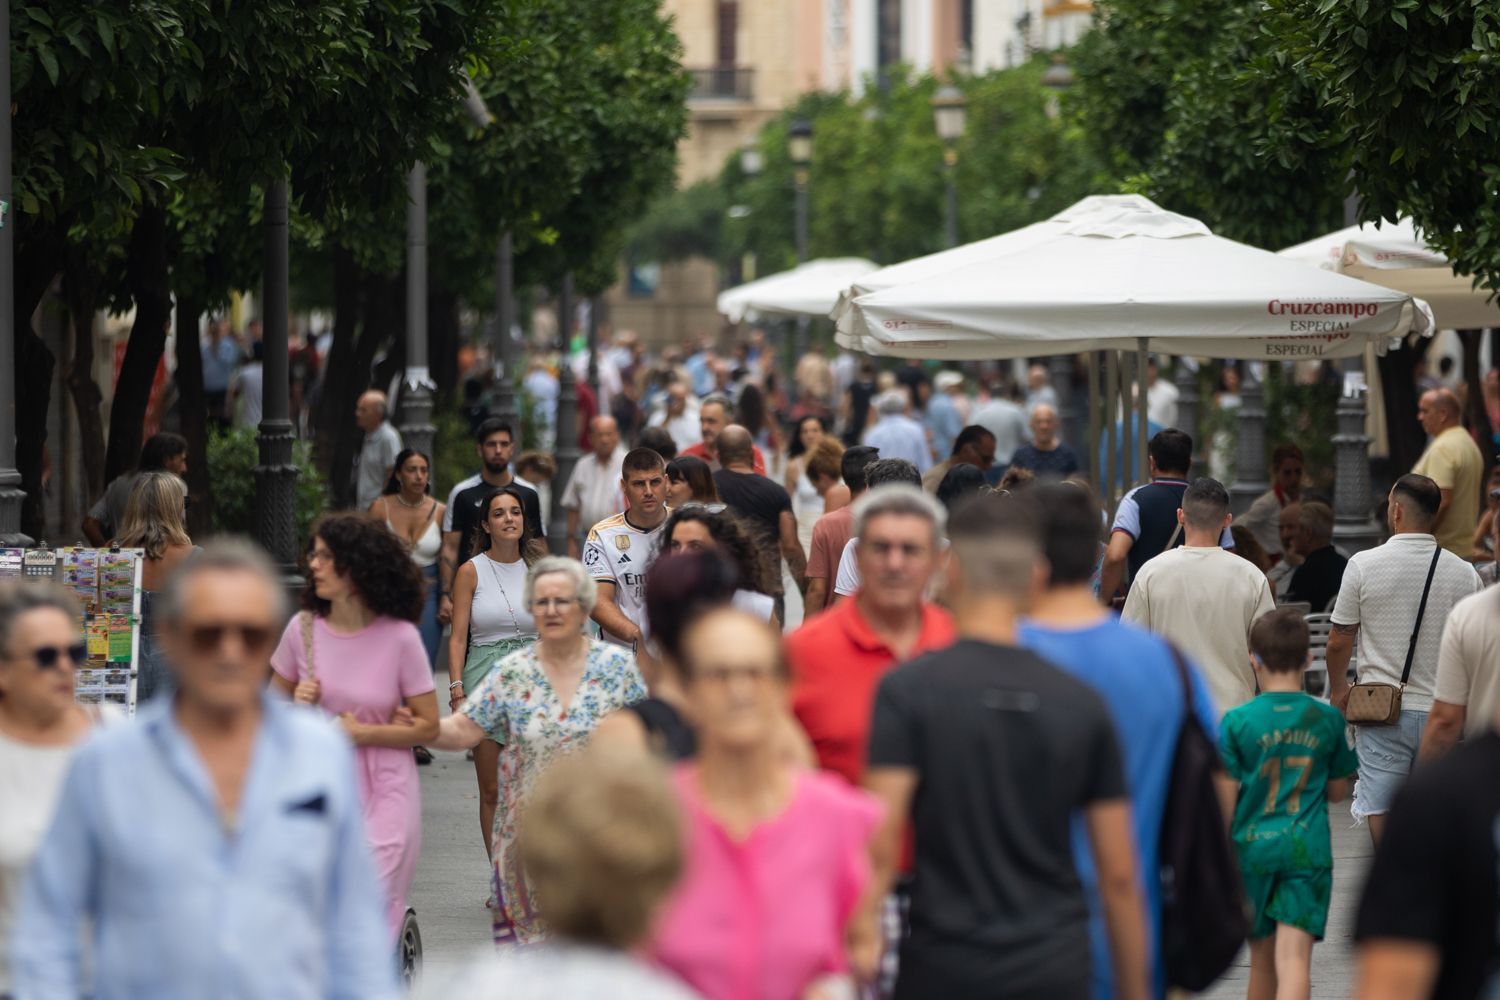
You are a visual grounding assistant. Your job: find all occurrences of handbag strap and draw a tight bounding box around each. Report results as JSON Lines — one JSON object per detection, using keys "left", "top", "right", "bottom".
{"left": 298, "top": 610, "right": 317, "bottom": 682}
{"left": 1399, "top": 544, "right": 1443, "bottom": 687}
{"left": 1162, "top": 520, "right": 1184, "bottom": 557}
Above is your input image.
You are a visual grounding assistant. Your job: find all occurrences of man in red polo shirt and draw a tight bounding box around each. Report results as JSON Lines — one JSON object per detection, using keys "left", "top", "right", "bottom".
{"left": 679, "top": 394, "right": 767, "bottom": 474}
{"left": 787, "top": 484, "right": 955, "bottom": 784}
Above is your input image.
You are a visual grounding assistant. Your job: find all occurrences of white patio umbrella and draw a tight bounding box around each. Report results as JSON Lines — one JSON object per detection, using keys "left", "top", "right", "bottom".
{"left": 716, "top": 257, "right": 877, "bottom": 323}
{"left": 1280, "top": 218, "right": 1500, "bottom": 330}
{"left": 837, "top": 197, "right": 1432, "bottom": 360}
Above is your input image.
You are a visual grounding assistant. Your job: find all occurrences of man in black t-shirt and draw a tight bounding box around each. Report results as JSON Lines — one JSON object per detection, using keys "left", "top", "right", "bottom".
{"left": 864, "top": 496, "right": 1149, "bottom": 1000}
{"left": 711, "top": 425, "right": 806, "bottom": 595}
{"left": 450, "top": 479, "right": 543, "bottom": 569}
{"left": 1354, "top": 729, "right": 1500, "bottom": 999}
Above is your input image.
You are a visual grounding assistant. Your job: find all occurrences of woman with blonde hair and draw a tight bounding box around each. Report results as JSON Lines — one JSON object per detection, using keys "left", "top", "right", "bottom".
{"left": 113, "top": 470, "right": 195, "bottom": 703}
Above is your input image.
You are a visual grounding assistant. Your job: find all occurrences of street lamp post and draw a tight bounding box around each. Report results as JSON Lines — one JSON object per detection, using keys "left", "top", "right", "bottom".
{"left": 931, "top": 83, "right": 967, "bottom": 250}
{"left": 1332, "top": 383, "right": 1382, "bottom": 554}
{"left": 0, "top": 0, "right": 27, "bottom": 545}
{"left": 254, "top": 178, "right": 300, "bottom": 590}
{"left": 788, "top": 118, "right": 813, "bottom": 360}
{"left": 549, "top": 274, "right": 580, "bottom": 553}
{"left": 1228, "top": 368, "right": 1268, "bottom": 516}
{"left": 492, "top": 231, "right": 518, "bottom": 430}
{"left": 398, "top": 163, "right": 436, "bottom": 459}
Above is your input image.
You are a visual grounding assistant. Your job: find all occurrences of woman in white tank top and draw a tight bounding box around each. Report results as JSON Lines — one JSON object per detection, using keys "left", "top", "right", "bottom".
{"left": 369, "top": 449, "right": 446, "bottom": 669}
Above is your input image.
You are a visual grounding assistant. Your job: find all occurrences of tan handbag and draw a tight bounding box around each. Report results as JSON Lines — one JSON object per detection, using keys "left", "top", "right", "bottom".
{"left": 1345, "top": 545, "right": 1440, "bottom": 726}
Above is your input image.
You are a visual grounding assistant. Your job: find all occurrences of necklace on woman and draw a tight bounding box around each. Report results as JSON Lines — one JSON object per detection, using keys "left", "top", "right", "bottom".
{"left": 482, "top": 551, "right": 521, "bottom": 633}
{"left": 395, "top": 491, "right": 426, "bottom": 509}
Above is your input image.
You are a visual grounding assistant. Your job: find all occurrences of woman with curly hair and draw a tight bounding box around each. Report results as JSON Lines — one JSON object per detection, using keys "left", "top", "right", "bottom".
{"left": 447, "top": 484, "right": 547, "bottom": 880}
{"left": 656, "top": 505, "right": 778, "bottom": 622}
{"left": 268, "top": 512, "right": 439, "bottom": 940}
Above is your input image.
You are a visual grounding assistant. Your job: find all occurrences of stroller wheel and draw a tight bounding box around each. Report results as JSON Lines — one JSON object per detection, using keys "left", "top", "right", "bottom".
{"left": 398, "top": 907, "right": 423, "bottom": 986}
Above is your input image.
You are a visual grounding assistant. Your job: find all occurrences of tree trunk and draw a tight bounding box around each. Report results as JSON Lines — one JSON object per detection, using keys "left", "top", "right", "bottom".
{"left": 429, "top": 284, "right": 460, "bottom": 409}
{"left": 314, "top": 246, "right": 364, "bottom": 482}
{"left": 1376, "top": 340, "right": 1426, "bottom": 476}
{"left": 60, "top": 260, "right": 108, "bottom": 504}
{"left": 173, "top": 290, "right": 214, "bottom": 536}
{"left": 1458, "top": 329, "right": 1494, "bottom": 473}
{"left": 105, "top": 206, "right": 174, "bottom": 483}
{"left": 332, "top": 271, "right": 399, "bottom": 507}
{"left": 14, "top": 228, "right": 62, "bottom": 542}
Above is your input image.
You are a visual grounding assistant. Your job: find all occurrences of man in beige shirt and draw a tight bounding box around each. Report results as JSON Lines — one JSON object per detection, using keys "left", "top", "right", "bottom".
{"left": 1122, "top": 477, "right": 1277, "bottom": 714}
{"left": 1420, "top": 585, "right": 1500, "bottom": 761}
{"left": 1412, "top": 387, "right": 1483, "bottom": 557}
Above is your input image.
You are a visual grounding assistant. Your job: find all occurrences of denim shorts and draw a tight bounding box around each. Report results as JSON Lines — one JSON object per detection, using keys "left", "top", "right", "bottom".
{"left": 1352, "top": 709, "right": 1428, "bottom": 820}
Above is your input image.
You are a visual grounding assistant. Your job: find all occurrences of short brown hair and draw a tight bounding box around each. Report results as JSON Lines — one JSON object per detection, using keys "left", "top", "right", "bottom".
{"left": 1249, "top": 608, "right": 1309, "bottom": 673}
{"left": 518, "top": 749, "right": 682, "bottom": 949}
{"left": 804, "top": 436, "right": 845, "bottom": 483}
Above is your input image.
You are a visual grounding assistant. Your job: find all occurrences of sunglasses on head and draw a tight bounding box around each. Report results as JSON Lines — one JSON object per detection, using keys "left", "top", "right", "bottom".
{"left": 21, "top": 642, "right": 88, "bottom": 670}
{"left": 184, "top": 622, "right": 276, "bottom": 656}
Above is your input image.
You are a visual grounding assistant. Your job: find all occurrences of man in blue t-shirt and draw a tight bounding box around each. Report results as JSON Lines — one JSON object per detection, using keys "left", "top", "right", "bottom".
{"left": 1020, "top": 482, "right": 1221, "bottom": 1000}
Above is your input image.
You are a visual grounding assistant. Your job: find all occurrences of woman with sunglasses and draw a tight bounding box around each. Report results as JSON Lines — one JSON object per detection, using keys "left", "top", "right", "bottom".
{"left": 0, "top": 582, "right": 117, "bottom": 999}
{"left": 665, "top": 455, "right": 719, "bottom": 508}
{"left": 424, "top": 556, "right": 645, "bottom": 944}
{"left": 113, "top": 470, "right": 196, "bottom": 704}
{"left": 447, "top": 485, "right": 547, "bottom": 884}
{"left": 268, "top": 512, "right": 439, "bottom": 941}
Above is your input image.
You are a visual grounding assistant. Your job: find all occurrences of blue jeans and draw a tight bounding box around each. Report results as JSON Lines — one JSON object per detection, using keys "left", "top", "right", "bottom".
{"left": 1353, "top": 708, "right": 1428, "bottom": 820}
{"left": 418, "top": 563, "right": 440, "bottom": 671}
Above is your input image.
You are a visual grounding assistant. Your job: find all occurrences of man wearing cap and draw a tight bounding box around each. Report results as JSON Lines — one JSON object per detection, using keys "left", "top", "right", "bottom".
{"left": 925, "top": 371, "right": 968, "bottom": 462}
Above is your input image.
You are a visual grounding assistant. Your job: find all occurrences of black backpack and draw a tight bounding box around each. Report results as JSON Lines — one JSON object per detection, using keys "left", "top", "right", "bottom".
{"left": 1159, "top": 647, "right": 1248, "bottom": 991}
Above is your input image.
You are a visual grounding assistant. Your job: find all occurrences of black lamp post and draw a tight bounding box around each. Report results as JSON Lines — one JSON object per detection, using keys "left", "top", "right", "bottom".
{"left": 787, "top": 118, "right": 813, "bottom": 359}
{"left": 931, "top": 83, "right": 968, "bottom": 249}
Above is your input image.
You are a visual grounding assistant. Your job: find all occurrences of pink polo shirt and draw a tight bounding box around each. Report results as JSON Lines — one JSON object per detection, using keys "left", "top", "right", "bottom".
{"left": 650, "top": 765, "right": 882, "bottom": 1000}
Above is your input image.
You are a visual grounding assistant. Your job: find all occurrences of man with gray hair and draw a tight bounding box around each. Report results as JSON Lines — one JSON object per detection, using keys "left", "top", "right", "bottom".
{"left": 15, "top": 540, "right": 399, "bottom": 1000}
{"left": 1283, "top": 500, "right": 1346, "bottom": 612}
{"left": 1122, "top": 477, "right": 1276, "bottom": 714}
{"left": 353, "top": 388, "right": 403, "bottom": 510}
{"left": 831, "top": 460, "right": 924, "bottom": 602}
{"left": 862, "top": 389, "right": 933, "bottom": 475}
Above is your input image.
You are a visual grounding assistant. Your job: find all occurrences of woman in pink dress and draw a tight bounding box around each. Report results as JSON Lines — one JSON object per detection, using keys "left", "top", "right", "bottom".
{"left": 269, "top": 513, "right": 439, "bottom": 940}
{"left": 646, "top": 569, "right": 882, "bottom": 1000}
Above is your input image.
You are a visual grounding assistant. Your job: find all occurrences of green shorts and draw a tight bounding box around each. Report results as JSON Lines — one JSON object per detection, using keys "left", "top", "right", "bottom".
{"left": 1242, "top": 868, "right": 1333, "bottom": 940}
{"left": 462, "top": 638, "right": 532, "bottom": 742}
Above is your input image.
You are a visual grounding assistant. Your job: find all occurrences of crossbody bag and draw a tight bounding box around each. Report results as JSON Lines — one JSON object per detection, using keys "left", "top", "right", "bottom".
{"left": 1345, "top": 544, "right": 1441, "bottom": 725}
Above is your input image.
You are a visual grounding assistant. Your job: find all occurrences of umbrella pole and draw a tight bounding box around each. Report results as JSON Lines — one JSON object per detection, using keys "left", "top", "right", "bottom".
{"left": 1105, "top": 351, "right": 1119, "bottom": 515}
{"left": 1136, "top": 338, "right": 1151, "bottom": 489}
{"left": 1086, "top": 352, "right": 1101, "bottom": 490}
{"left": 1122, "top": 350, "right": 1136, "bottom": 493}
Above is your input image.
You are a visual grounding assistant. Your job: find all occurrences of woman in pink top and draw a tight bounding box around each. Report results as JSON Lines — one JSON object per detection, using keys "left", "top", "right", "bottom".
{"left": 270, "top": 513, "right": 439, "bottom": 939}
{"left": 648, "top": 599, "right": 881, "bottom": 1000}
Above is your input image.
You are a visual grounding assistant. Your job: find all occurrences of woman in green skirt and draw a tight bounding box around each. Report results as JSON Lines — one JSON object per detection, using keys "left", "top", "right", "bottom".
{"left": 446, "top": 484, "right": 546, "bottom": 888}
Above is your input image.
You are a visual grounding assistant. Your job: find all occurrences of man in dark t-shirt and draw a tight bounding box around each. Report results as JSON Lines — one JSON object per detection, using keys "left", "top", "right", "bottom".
{"left": 864, "top": 497, "right": 1149, "bottom": 1000}
{"left": 1354, "top": 729, "right": 1500, "bottom": 999}
{"left": 450, "top": 479, "right": 544, "bottom": 568}
{"left": 711, "top": 425, "right": 806, "bottom": 596}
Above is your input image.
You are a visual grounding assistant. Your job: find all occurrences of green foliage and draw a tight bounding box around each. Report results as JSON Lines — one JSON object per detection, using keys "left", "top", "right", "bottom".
{"left": 430, "top": 409, "right": 476, "bottom": 503}
{"left": 206, "top": 427, "right": 330, "bottom": 545}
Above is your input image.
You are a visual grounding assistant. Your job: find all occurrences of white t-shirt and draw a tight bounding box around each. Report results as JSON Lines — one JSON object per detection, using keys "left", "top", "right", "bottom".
{"left": 1121, "top": 545, "right": 1277, "bottom": 715}
{"left": 469, "top": 552, "right": 536, "bottom": 644}
{"left": 0, "top": 708, "right": 122, "bottom": 993}
{"left": 1331, "top": 533, "right": 1483, "bottom": 713}
{"left": 422, "top": 943, "right": 699, "bottom": 1000}
{"left": 233, "top": 361, "right": 265, "bottom": 429}
{"left": 832, "top": 537, "right": 949, "bottom": 598}
{"left": 563, "top": 449, "right": 626, "bottom": 539}
{"left": 583, "top": 512, "right": 665, "bottom": 645}
{"left": 1435, "top": 586, "right": 1500, "bottom": 739}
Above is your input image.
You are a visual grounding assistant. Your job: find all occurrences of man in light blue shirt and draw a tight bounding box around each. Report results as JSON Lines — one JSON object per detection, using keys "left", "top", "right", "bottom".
{"left": 200, "top": 320, "right": 242, "bottom": 427}
{"left": 862, "top": 389, "right": 933, "bottom": 475}
{"left": 924, "top": 371, "right": 967, "bottom": 460}
{"left": 13, "top": 542, "right": 397, "bottom": 1000}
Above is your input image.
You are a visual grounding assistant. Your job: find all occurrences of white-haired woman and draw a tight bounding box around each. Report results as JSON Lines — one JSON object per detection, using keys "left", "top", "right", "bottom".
{"left": 424, "top": 556, "right": 645, "bottom": 945}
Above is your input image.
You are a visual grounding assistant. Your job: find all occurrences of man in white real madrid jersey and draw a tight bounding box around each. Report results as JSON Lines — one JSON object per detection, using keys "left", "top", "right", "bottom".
{"left": 584, "top": 447, "right": 670, "bottom": 647}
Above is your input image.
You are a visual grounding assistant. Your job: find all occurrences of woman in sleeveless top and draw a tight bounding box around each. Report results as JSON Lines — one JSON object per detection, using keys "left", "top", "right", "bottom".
{"left": 112, "top": 471, "right": 197, "bottom": 704}
{"left": 785, "top": 421, "right": 847, "bottom": 556}
{"left": 369, "top": 449, "right": 445, "bottom": 670}
{"left": 446, "top": 485, "right": 546, "bottom": 881}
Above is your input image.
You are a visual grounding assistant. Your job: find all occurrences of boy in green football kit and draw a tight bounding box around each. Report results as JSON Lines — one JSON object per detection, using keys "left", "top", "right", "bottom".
{"left": 1221, "top": 609, "right": 1358, "bottom": 1000}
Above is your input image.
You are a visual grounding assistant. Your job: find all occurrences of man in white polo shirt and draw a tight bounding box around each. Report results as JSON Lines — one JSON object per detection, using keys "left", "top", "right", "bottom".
{"left": 1327, "top": 473, "right": 1483, "bottom": 846}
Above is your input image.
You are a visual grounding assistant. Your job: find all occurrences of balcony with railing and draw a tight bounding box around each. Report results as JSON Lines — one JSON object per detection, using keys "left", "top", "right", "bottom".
{"left": 687, "top": 66, "right": 753, "bottom": 103}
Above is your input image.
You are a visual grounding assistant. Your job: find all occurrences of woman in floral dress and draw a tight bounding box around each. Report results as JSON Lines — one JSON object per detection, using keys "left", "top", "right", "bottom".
{"left": 426, "top": 555, "right": 645, "bottom": 944}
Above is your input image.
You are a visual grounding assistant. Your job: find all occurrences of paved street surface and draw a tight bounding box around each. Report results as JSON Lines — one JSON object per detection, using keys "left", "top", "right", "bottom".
{"left": 412, "top": 654, "right": 1371, "bottom": 996}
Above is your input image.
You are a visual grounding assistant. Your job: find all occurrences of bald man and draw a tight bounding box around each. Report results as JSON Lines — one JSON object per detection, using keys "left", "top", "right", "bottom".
{"left": 1009, "top": 403, "right": 1080, "bottom": 479}
{"left": 561, "top": 415, "right": 626, "bottom": 559}
{"left": 1413, "top": 387, "right": 1484, "bottom": 556}
{"left": 353, "top": 389, "right": 403, "bottom": 509}
{"left": 714, "top": 424, "right": 805, "bottom": 606}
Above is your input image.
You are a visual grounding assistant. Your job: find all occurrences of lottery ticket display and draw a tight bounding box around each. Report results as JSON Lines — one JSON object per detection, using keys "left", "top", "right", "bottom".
{"left": 1, "top": 546, "right": 143, "bottom": 715}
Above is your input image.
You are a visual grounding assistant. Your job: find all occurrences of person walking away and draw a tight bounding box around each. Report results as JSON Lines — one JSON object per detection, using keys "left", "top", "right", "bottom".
{"left": 679, "top": 395, "right": 767, "bottom": 473}
{"left": 1100, "top": 429, "right": 1232, "bottom": 605}
{"left": 561, "top": 416, "right": 627, "bottom": 559}
{"left": 921, "top": 425, "right": 996, "bottom": 494}
{"left": 1221, "top": 609, "right": 1358, "bottom": 1000}
{"left": 925, "top": 371, "right": 968, "bottom": 461}
{"left": 369, "top": 448, "right": 445, "bottom": 669}
{"left": 1239, "top": 445, "right": 1305, "bottom": 560}
{"left": 446, "top": 485, "right": 545, "bottom": 873}
{"left": 352, "top": 389, "right": 403, "bottom": 511}
{"left": 14, "top": 542, "right": 399, "bottom": 1000}
{"left": 1021, "top": 482, "right": 1220, "bottom": 1000}
{"left": 805, "top": 446, "right": 879, "bottom": 617}
{"left": 862, "top": 390, "right": 932, "bottom": 475}
{"left": 712, "top": 426, "right": 806, "bottom": 619}
{"left": 586, "top": 448, "right": 671, "bottom": 648}
{"left": 228, "top": 340, "right": 266, "bottom": 431}
{"left": 0, "top": 582, "right": 120, "bottom": 1000}
{"left": 1009, "top": 403, "right": 1081, "bottom": 479}
{"left": 1145, "top": 356, "right": 1179, "bottom": 428}
{"left": 1419, "top": 574, "right": 1500, "bottom": 762}
{"left": 439, "top": 419, "right": 545, "bottom": 626}
{"left": 1325, "top": 474, "right": 1482, "bottom": 845}
{"left": 971, "top": 379, "right": 1030, "bottom": 469}
{"left": 82, "top": 431, "right": 188, "bottom": 546}
{"left": 112, "top": 470, "right": 196, "bottom": 704}
{"left": 424, "top": 751, "right": 697, "bottom": 1000}
{"left": 1122, "top": 477, "right": 1276, "bottom": 715}
{"left": 1282, "top": 502, "right": 1346, "bottom": 613}
{"left": 864, "top": 496, "right": 1150, "bottom": 1000}
{"left": 200, "top": 319, "right": 241, "bottom": 427}
{"left": 269, "top": 514, "right": 439, "bottom": 939}
{"left": 649, "top": 604, "right": 881, "bottom": 1000}
{"left": 1412, "top": 388, "right": 1484, "bottom": 558}
{"left": 425, "top": 557, "right": 645, "bottom": 944}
